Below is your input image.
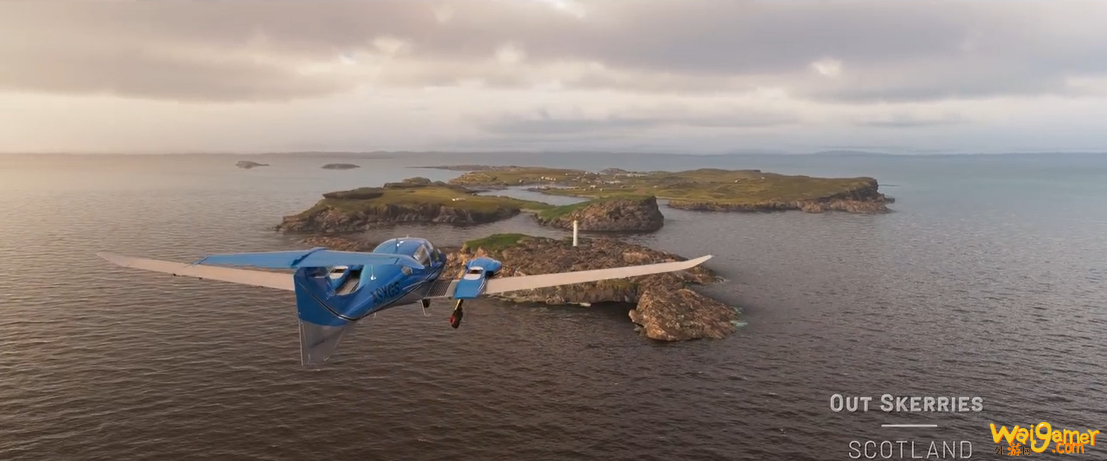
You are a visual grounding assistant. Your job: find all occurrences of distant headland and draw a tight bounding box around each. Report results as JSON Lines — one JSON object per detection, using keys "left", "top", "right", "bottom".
{"left": 322, "top": 163, "right": 360, "bottom": 170}
{"left": 277, "top": 165, "right": 895, "bottom": 234}
{"left": 419, "top": 165, "right": 895, "bottom": 213}
{"left": 235, "top": 160, "right": 269, "bottom": 169}
{"left": 275, "top": 177, "right": 670, "bottom": 234}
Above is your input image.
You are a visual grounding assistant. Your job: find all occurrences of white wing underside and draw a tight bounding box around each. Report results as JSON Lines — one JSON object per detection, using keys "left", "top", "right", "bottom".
{"left": 483, "top": 255, "right": 712, "bottom": 294}
{"left": 97, "top": 253, "right": 294, "bottom": 291}
{"left": 96, "top": 253, "right": 712, "bottom": 296}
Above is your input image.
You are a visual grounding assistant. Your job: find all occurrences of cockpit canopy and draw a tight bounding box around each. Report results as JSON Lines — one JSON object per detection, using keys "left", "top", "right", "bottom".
{"left": 372, "top": 237, "right": 436, "bottom": 267}
{"left": 412, "top": 245, "right": 430, "bottom": 265}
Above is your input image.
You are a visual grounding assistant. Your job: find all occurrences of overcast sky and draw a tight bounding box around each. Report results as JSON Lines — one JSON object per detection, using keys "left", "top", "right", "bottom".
{"left": 2, "top": 0, "right": 1106, "bottom": 154}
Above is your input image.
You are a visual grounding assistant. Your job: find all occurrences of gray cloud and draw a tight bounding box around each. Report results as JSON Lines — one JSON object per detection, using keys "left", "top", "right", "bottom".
{"left": 482, "top": 108, "right": 798, "bottom": 136}
{"left": 856, "top": 113, "right": 967, "bottom": 128}
{"left": 1, "top": 1, "right": 1105, "bottom": 102}
{"left": 483, "top": 117, "right": 658, "bottom": 135}
{"left": 0, "top": 42, "right": 345, "bottom": 102}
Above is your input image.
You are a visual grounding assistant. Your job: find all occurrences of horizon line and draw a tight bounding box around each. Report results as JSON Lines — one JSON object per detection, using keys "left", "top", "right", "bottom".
{"left": 2, "top": 150, "right": 1106, "bottom": 157}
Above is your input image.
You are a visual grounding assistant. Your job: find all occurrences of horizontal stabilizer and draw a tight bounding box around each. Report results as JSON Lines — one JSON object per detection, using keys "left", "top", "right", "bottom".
{"left": 483, "top": 255, "right": 712, "bottom": 295}
{"left": 195, "top": 248, "right": 424, "bottom": 270}
{"left": 299, "top": 321, "right": 356, "bottom": 367}
{"left": 98, "top": 252, "right": 293, "bottom": 291}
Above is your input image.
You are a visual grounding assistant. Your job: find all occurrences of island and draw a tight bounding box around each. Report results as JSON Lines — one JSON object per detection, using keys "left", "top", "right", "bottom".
{"left": 441, "top": 166, "right": 894, "bottom": 214}
{"left": 322, "top": 163, "right": 360, "bottom": 170}
{"left": 414, "top": 164, "right": 518, "bottom": 171}
{"left": 275, "top": 179, "right": 550, "bottom": 233}
{"left": 299, "top": 233, "right": 740, "bottom": 341}
{"left": 535, "top": 195, "right": 665, "bottom": 232}
{"left": 235, "top": 160, "right": 269, "bottom": 169}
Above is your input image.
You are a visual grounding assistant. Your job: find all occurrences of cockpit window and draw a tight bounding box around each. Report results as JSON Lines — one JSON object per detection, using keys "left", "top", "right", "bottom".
{"left": 412, "top": 246, "right": 430, "bottom": 265}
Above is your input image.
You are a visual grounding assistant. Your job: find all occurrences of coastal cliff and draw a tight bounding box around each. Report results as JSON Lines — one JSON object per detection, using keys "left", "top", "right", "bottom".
{"left": 276, "top": 180, "right": 548, "bottom": 233}
{"left": 534, "top": 196, "right": 665, "bottom": 232}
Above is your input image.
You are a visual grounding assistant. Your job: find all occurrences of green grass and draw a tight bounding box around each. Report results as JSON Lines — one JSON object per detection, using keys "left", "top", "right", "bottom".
{"left": 303, "top": 183, "right": 553, "bottom": 217}
{"left": 450, "top": 167, "right": 598, "bottom": 186}
{"left": 451, "top": 167, "right": 878, "bottom": 205}
{"left": 463, "top": 233, "right": 532, "bottom": 253}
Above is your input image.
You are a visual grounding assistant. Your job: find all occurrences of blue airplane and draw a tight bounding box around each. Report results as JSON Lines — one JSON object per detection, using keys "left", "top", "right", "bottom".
{"left": 98, "top": 237, "right": 711, "bottom": 367}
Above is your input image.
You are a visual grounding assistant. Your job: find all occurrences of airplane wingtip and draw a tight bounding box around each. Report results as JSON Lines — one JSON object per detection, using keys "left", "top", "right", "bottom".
{"left": 678, "top": 254, "right": 712, "bottom": 268}
{"left": 97, "top": 252, "right": 123, "bottom": 265}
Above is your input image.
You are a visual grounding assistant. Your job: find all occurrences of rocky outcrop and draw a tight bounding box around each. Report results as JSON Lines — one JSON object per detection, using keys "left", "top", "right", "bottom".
{"left": 277, "top": 203, "right": 520, "bottom": 233}
{"left": 236, "top": 160, "right": 269, "bottom": 169}
{"left": 297, "top": 233, "right": 739, "bottom": 341}
{"left": 454, "top": 235, "right": 717, "bottom": 303}
{"left": 394, "top": 177, "right": 432, "bottom": 185}
{"left": 299, "top": 236, "right": 375, "bottom": 251}
{"left": 535, "top": 196, "right": 665, "bottom": 232}
{"left": 322, "top": 163, "right": 360, "bottom": 170}
{"left": 629, "top": 288, "right": 739, "bottom": 341}
{"left": 276, "top": 182, "right": 531, "bottom": 234}
{"left": 668, "top": 178, "right": 895, "bottom": 214}
{"left": 458, "top": 235, "right": 737, "bottom": 341}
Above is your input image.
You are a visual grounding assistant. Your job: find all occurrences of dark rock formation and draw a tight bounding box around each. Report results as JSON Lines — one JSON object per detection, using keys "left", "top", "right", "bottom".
{"left": 629, "top": 288, "right": 739, "bottom": 341}
{"left": 322, "top": 163, "right": 360, "bottom": 170}
{"left": 236, "top": 160, "right": 269, "bottom": 169}
{"left": 535, "top": 196, "right": 665, "bottom": 232}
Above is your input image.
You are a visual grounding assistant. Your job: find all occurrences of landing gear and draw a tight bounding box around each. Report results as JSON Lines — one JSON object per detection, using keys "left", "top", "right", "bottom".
{"left": 449, "top": 299, "right": 464, "bottom": 329}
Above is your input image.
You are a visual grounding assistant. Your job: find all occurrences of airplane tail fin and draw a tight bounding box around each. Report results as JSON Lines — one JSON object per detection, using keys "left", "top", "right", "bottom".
{"left": 297, "top": 319, "right": 356, "bottom": 368}
{"left": 292, "top": 267, "right": 357, "bottom": 368}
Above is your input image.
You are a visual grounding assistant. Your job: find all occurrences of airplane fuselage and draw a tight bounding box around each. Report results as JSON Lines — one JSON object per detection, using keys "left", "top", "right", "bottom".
{"left": 298, "top": 237, "right": 448, "bottom": 322}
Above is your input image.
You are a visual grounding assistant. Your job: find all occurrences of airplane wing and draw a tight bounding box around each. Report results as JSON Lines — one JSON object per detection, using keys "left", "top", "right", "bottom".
{"left": 481, "top": 255, "right": 712, "bottom": 295}
{"left": 194, "top": 248, "right": 424, "bottom": 270}
{"left": 97, "top": 252, "right": 294, "bottom": 291}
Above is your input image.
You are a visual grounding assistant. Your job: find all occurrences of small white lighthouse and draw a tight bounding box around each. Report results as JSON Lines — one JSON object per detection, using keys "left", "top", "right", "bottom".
{"left": 572, "top": 220, "right": 579, "bottom": 247}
